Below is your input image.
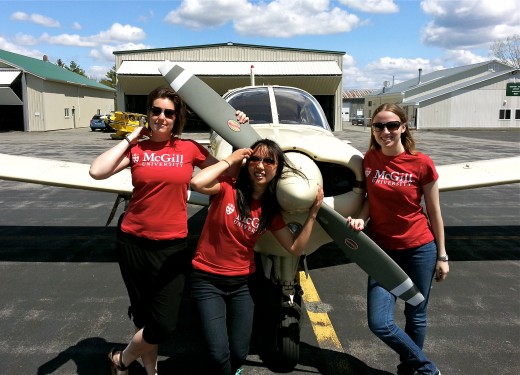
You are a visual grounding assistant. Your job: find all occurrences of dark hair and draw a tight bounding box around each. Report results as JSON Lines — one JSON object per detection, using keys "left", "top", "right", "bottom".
{"left": 146, "top": 87, "right": 187, "bottom": 136}
{"left": 235, "top": 139, "right": 306, "bottom": 233}
{"left": 368, "top": 103, "right": 416, "bottom": 154}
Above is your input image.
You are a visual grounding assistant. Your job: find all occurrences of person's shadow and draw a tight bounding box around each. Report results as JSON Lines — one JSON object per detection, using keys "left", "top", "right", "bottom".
{"left": 36, "top": 337, "right": 132, "bottom": 374}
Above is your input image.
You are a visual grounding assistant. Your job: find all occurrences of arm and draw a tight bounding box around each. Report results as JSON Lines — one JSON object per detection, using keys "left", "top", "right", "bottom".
{"left": 271, "top": 185, "right": 324, "bottom": 257}
{"left": 423, "top": 179, "right": 449, "bottom": 282}
{"left": 191, "top": 148, "right": 252, "bottom": 195}
{"left": 89, "top": 126, "right": 145, "bottom": 180}
{"left": 347, "top": 197, "right": 370, "bottom": 231}
{"left": 194, "top": 110, "right": 250, "bottom": 173}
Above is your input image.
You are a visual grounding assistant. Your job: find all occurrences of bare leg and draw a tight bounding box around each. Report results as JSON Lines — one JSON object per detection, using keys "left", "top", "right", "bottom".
{"left": 115, "top": 328, "right": 158, "bottom": 374}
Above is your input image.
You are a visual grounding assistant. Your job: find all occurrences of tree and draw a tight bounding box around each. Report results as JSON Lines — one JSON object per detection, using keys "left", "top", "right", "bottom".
{"left": 490, "top": 34, "right": 520, "bottom": 68}
{"left": 54, "top": 59, "right": 87, "bottom": 77}
{"left": 99, "top": 65, "right": 116, "bottom": 88}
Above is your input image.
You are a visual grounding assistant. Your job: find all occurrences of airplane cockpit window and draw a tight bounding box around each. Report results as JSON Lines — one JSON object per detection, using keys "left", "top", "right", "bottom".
{"left": 226, "top": 87, "right": 272, "bottom": 124}
{"left": 273, "top": 87, "right": 330, "bottom": 130}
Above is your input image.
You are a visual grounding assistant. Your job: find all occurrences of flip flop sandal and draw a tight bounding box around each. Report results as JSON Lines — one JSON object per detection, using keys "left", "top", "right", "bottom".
{"left": 108, "top": 348, "right": 129, "bottom": 374}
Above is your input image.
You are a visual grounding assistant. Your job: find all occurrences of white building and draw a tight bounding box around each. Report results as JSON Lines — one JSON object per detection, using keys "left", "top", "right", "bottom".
{"left": 364, "top": 60, "right": 520, "bottom": 129}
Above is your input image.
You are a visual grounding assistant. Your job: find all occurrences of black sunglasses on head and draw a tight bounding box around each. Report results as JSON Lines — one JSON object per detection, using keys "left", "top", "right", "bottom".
{"left": 372, "top": 121, "right": 402, "bottom": 132}
{"left": 150, "top": 106, "right": 176, "bottom": 118}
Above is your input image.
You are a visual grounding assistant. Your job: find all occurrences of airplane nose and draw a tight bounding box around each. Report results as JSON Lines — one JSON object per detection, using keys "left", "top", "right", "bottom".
{"left": 276, "top": 152, "right": 322, "bottom": 213}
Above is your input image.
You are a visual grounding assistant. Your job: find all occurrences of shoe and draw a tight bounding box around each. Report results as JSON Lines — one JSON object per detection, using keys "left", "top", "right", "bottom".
{"left": 108, "top": 348, "right": 129, "bottom": 375}
{"left": 235, "top": 369, "right": 243, "bottom": 375}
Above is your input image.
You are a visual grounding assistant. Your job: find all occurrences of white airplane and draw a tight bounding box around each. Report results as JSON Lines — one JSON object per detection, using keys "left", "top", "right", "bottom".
{"left": 1, "top": 61, "right": 519, "bottom": 369}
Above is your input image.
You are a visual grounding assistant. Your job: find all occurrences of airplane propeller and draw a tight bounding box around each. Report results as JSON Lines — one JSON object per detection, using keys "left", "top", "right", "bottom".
{"left": 158, "top": 61, "right": 424, "bottom": 306}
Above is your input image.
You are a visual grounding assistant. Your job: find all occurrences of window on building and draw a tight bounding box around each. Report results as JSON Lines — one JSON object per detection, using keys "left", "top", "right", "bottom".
{"left": 368, "top": 101, "right": 372, "bottom": 106}
{"left": 515, "top": 109, "right": 520, "bottom": 120}
{"left": 64, "top": 108, "right": 70, "bottom": 118}
{"left": 499, "top": 109, "right": 511, "bottom": 120}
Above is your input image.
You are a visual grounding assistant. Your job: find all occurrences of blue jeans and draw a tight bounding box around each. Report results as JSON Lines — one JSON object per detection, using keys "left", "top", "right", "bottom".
{"left": 367, "top": 241, "right": 439, "bottom": 375}
{"left": 191, "top": 277, "right": 254, "bottom": 375}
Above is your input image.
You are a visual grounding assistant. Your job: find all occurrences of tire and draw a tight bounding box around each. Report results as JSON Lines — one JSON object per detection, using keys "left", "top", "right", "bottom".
{"left": 276, "top": 314, "right": 300, "bottom": 369}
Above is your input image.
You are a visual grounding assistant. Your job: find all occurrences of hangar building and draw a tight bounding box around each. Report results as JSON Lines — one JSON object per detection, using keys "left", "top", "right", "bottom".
{"left": 363, "top": 60, "right": 520, "bottom": 130}
{"left": 114, "top": 42, "right": 346, "bottom": 131}
{"left": 0, "top": 49, "right": 115, "bottom": 132}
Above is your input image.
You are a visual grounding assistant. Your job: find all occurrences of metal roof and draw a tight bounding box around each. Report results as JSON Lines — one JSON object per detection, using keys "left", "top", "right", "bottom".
{"left": 0, "top": 49, "right": 114, "bottom": 92}
{"left": 343, "top": 89, "right": 374, "bottom": 99}
{"left": 402, "top": 69, "right": 519, "bottom": 105}
{"left": 117, "top": 60, "right": 342, "bottom": 76}
{"left": 371, "top": 60, "right": 512, "bottom": 96}
{"left": 113, "top": 42, "right": 345, "bottom": 56}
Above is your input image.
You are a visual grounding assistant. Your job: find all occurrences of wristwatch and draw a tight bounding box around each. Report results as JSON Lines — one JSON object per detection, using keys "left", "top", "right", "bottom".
{"left": 437, "top": 254, "right": 449, "bottom": 262}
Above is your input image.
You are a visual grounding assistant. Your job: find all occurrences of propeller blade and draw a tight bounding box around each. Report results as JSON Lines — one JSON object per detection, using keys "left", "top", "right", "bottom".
{"left": 315, "top": 203, "right": 424, "bottom": 306}
{"left": 158, "top": 61, "right": 424, "bottom": 306}
{"left": 159, "top": 61, "right": 261, "bottom": 149}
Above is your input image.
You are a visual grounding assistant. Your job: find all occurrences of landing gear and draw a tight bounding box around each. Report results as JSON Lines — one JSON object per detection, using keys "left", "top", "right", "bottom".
{"left": 275, "top": 289, "right": 302, "bottom": 369}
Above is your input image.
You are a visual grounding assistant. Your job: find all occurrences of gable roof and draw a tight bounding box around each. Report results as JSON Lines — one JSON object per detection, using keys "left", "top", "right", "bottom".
{"left": 371, "top": 60, "right": 513, "bottom": 96}
{"left": 0, "top": 49, "right": 113, "bottom": 92}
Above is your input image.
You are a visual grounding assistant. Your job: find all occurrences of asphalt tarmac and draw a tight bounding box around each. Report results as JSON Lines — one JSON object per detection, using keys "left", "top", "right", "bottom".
{"left": 0, "top": 125, "right": 519, "bottom": 375}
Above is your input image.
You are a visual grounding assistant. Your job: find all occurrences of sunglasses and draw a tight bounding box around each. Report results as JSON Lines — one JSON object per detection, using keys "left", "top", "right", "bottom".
{"left": 372, "top": 121, "right": 402, "bottom": 132}
{"left": 150, "top": 106, "right": 176, "bottom": 118}
{"left": 249, "top": 156, "right": 277, "bottom": 167}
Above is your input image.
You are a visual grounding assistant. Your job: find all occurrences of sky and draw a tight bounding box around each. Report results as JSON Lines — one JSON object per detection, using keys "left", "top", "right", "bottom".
{"left": 0, "top": 0, "right": 519, "bottom": 90}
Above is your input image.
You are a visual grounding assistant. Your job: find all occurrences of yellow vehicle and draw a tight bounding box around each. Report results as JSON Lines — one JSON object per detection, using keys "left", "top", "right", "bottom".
{"left": 109, "top": 111, "right": 148, "bottom": 139}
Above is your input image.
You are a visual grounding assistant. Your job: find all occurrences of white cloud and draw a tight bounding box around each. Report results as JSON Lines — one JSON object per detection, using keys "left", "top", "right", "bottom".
{"left": 91, "top": 23, "right": 146, "bottom": 44}
{"left": 164, "top": 0, "right": 360, "bottom": 37}
{"left": 10, "top": 11, "right": 60, "bottom": 28}
{"left": 442, "top": 49, "right": 488, "bottom": 66}
{"left": 165, "top": 0, "right": 249, "bottom": 29}
{"left": 235, "top": 0, "right": 359, "bottom": 37}
{"left": 40, "top": 32, "right": 97, "bottom": 47}
{"left": 73, "top": 22, "right": 82, "bottom": 30}
{"left": 338, "top": 0, "right": 399, "bottom": 13}
{"left": 13, "top": 33, "right": 38, "bottom": 46}
{"left": 420, "top": 0, "right": 520, "bottom": 49}
{"left": 89, "top": 42, "right": 151, "bottom": 63}
{"left": 0, "top": 36, "right": 47, "bottom": 60}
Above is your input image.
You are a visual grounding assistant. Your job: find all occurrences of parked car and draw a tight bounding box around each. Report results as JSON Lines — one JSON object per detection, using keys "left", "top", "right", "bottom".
{"left": 90, "top": 114, "right": 110, "bottom": 131}
{"left": 351, "top": 115, "right": 366, "bottom": 126}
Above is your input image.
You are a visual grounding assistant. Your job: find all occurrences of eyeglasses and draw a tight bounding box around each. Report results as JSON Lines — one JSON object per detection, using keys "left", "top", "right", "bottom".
{"left": 150, "top": 106, "right": 176, "bottom": 118}
{"left": 249, "top": 156, "right": 277, "bottom": 167}
{"left": 372, "top": 121, "right": 402, "bottom": 132}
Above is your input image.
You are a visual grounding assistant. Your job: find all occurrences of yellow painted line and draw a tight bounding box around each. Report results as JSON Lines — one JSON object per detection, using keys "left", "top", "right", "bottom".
{"left": 299, "top": 270, "right": 343, "bottom": 352}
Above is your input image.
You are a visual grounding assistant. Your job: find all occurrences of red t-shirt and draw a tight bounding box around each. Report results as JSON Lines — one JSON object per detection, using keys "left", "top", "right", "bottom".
{"left": 192, "top": 176, "right": 286, "bottom": 276}
{"left": 121, "top": 137, "right": 209, "bottom": 240}
{"left": 364, "top": 149, "right": 438, "bottom": 250}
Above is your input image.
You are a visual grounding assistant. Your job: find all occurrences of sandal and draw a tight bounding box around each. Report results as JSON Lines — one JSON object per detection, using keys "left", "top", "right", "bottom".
{"left": 108, "top": 348, "right": 129, "bottom": 374}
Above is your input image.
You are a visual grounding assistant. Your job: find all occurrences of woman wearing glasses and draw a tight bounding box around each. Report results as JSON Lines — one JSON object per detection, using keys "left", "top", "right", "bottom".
{"left": 348, "top": 103, "right": 448, "bottom": 375}
{"left": 189, "top": 139, "right": 323, "bottom": 375}
{"left": 89, "top": 86, "right": 249, "bottom": 375}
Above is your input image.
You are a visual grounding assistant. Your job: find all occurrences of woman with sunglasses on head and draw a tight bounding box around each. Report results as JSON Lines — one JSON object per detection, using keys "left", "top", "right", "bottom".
{"left": 89, "top": 86, "right": 249, "bottom": 375}
{"left": 189, "top": 139, "right": 323, "bottom": 375}
{"left": 347, "top": 103, "right": 448, "bottom": 375}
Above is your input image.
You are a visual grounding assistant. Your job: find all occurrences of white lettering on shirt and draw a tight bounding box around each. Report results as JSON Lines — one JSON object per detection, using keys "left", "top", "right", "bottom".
{"left": 371, "top": 169, "right": 414, "bottom": 186}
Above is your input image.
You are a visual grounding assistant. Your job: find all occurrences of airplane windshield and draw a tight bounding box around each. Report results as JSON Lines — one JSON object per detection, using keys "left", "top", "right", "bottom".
{"left": 226, "top": 87, "right": 272, "bottom": 124}
{"left": 273, "top": 87, "right": 330, "bottom": 130}
{"left": 225, "top": 86, "right": 330, "bottom": 130}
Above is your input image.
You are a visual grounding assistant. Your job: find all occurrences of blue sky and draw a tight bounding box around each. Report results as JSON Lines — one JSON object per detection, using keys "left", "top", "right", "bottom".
{"left": 1, "top": 0, "right": 519, "bottom": 89}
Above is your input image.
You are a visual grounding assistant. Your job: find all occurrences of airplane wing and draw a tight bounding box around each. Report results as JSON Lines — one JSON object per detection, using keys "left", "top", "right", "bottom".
{"left": 0, "top": 153, "right": 210, "bottom": 206}
{"left": 437, "top": 156, "right": 520, "bottom": 191}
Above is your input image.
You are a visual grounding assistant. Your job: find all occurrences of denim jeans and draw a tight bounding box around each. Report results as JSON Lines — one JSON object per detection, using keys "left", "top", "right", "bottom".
{"left": 367, "top": 241, "right": 439, "bottom": 375}
{"left": 191, "top": 277, "right": 254, "bottom": 375}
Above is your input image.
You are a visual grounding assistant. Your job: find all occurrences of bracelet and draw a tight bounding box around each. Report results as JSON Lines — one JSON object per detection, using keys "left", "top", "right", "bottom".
{"left": 222, "top": 159, "right": 231, "bottom": 168}
{"left": 124, "top": 135, "right": 132, "bottom": 145}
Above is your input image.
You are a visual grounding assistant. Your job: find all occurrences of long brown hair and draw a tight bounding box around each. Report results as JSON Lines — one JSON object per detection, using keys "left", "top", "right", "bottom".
{"left": 368, "top": 103, "right": 416, "bottom": 154}
{"left": 146, "top": 87, "right": 187, "bottom": 136}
